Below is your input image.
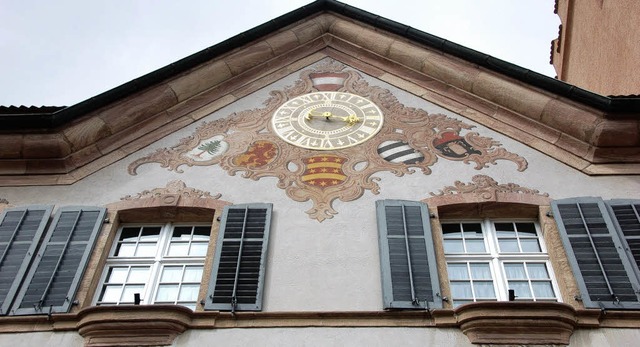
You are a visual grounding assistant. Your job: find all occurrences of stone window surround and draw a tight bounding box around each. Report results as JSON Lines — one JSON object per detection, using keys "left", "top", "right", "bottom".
{"left": 76, "top": 188, "right": 230, "bottom": 314}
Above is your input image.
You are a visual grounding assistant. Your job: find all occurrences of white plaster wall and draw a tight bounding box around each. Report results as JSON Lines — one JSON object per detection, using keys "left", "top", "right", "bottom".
{"left": 0, "top": 331, "right": 83, "bottom": 346}
{"left": 1, "top": 327, "right": 638, "bottom": 346}
{"left": 173, "top": 327, "right": 474, "bottom": 347}
{"left": 1, "top": 60, "right": 639, "bottom": 312}
{"left": 175, "top": 327, "right": 640, "bottom": 347}
{"left": 571, "top": 328, "right": 640, "bottom": 346}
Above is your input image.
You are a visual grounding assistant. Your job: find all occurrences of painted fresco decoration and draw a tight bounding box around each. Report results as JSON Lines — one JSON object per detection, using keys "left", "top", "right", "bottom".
{"left": 429, "top": 175, "right": 549, "bottom": 200}
{"left": 120, "top": 180, "right": 222, "bottom": 201}
{"left": 129, "top": 59, "right": 528, "bottom": 221}
{"left": 187, "top": 135, "right": 229, "bottom": 162}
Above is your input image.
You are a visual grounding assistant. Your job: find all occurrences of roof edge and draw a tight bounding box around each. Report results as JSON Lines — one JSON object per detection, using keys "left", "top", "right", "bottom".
{"left": 1, "top": 0, "right": 637, "bottom": 131}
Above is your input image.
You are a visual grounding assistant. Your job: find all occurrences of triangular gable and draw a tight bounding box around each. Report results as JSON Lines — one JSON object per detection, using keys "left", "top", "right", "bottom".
{"left": 0, "top": 0, "right": 639, "bottom": 187}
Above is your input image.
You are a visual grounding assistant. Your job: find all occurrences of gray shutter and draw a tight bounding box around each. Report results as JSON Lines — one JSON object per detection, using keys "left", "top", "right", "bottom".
{"left": 376, "top": 200, "right": 442, "bottom": 309}
{"left": 10, "top": 206, "right": 106, "bottom": 315}
{"left": 205, "top": 203, "right": 272, "bottom": 311}
{"left": 552, "top": 197, "right": 640, "bottom": 309}
{"left": 607, "top": 199, "right": 640, "bottom": 280}
{"left": 0, "top": 206, "right": 52, "bottom": 315}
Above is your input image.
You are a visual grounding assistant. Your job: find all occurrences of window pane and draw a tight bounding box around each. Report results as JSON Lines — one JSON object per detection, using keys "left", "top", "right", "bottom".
{"left": 532, "top": 282, "right": 555, "bottom": 298}
{"left": 442, "top": 224, "right": 462, "bottom": 238}
{"left": 172, "top": 226, "right": 193, "bottom": 240}
{"left": 465, "top": 239, "right": 486, "bottom": 253}
{"left": 128, "top": 267, "right": 150, "bottom": 283}
{"left": 462, "top": 223, "right": 482, "bottom": 237}
{"left": 140, "top": 227, "right": 161, "bottom": 241}
{"left": 119, "top": 227, "right": 140, "bottom": 242}
{"left": 451, "top": 282, "right": 473, "bottom": 298}
{"left": 190, "top": 242, "right": 208, "bottom": 256}
{"left": 160, "top": 266, "right": 183, "bottom": 282}
{"left": 121, "top": 285, "right": 145, "bottom": 303}
{"left": 508, "top": 281, "right": 532, "bottom": 299}
{"left": 474, "top": 281, "right": 496, "bottom": 299}
{"left": 167, "top": 242, "right": 189, "bottom": 256}
{"left": 115, "top": 243, "right": 136, "bottom": 257}
{"left": 100, "top": 285, "right": 122, "bottom": 303}
{"left": 448, "top": 263, "right": 469, "bottom": 280}
{"left": 178, "top": 284, "right": 200, "bottom": 301}
{"left": 494, "top": 222, "right": 515, "bottom": 237}
{"left": 498, "top": 239, "right": 519, "bottom": 252}
{"left": 444, "top": 239, "right": 463, "bottom": 253}
{"left": 527, "top": 263, "right": 550, "bottom": 279}
{"left": 504, "top": 263, "right": 526, "bottom": 279}
{"left": 469, "top": 263, "right": 492, "bottom": 279}
{"left": 193, "top": 226, "right": 210, "bottom": 240}
{"left": 520, "top": 239, "right": 541, "bottom": 252}
{"left": 516, "top": 223, "right": 536, "bottom": 236}
{"left": 136, "top": 242, "right": 158, "bottom": 257}
{"left": 106, "top": 267, "right": 128, "bottom": 283}
{"left": 183, "top": 266, "right": 203, "bottom": 282}
{"left": 156, "top": 284, "right": 179, "bottom": 302}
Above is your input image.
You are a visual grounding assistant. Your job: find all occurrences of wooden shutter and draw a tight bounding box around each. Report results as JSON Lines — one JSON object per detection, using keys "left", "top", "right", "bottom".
{"left": 608, "top": 199, "right": 640, "bottom": 280}
{"left": 552, "top": 198, "right": 640, "bottom": 309}
{"left": 205, "top": 203, "right": 272, "bottom": 311}
{"left": 0, "top": 206, "right": 52, "bottom": 315}
{"left": 11, "top": 206, "right": 106, "bottom": 315}
{"left": 376, "top": 200, "right": 442, "bottom": 309}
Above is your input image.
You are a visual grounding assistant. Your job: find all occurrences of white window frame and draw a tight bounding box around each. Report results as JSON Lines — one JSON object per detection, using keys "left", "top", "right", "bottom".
{"left": 442, "top": 219, "right": 561, "bottom": 306}
{"left": 94, "top": 223, "right": 210, "bottom": 309}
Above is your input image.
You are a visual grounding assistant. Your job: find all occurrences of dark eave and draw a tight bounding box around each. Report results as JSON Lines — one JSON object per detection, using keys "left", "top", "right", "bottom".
{"left": 1, "top": 0, "right": 638, "bottom": 131}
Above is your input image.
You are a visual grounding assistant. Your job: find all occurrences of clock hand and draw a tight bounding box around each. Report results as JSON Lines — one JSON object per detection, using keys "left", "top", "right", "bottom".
{"left": 305, "top": 111, "right": 361, "bottom": 126}
{"left": 305, "top": 111, "right": 333, "bottom": 121}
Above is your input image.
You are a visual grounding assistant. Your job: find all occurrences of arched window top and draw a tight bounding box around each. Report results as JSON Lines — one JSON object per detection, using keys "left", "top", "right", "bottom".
{"left": 106, "top": 180, "right": 231, "bottom": 223}
{"left": 423, "top": 175, "right": 550, "bottom": 218}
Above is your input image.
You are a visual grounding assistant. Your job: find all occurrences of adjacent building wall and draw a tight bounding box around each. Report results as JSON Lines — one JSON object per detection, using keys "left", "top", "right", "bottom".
{"left": 552, "top": 0, "right": 640, "bottom": 95}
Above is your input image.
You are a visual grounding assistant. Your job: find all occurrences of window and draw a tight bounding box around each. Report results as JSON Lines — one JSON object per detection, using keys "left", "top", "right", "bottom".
{"left": 96, "top": 224, "right": 210, "bottom": 310}
{"left": 442, "top": 220, "right": 558, "bottom": 307}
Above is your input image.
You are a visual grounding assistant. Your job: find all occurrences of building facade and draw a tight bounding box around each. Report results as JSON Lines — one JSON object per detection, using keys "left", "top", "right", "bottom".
{"left": 1, "top": 1, "right": 640, "bottom": 346}
{"left": 551, "top": 0, "right": 640, "bottom": 95}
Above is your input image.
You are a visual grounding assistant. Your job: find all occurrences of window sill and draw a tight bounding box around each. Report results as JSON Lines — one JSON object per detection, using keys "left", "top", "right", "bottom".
{"left": 454, "top": 301, "right": 577, "bottom": 345}
{"left": 77, "top": 305, "right": 193, "bottom": 347}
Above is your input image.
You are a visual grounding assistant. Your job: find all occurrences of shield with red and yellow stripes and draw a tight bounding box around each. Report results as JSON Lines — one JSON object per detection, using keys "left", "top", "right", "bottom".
{"left": 301, "top": 155, "right": 347, "bottom": 188}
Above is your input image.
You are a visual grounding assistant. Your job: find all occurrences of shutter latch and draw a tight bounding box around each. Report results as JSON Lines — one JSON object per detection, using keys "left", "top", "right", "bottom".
{"left": 611, "top": 294, "right": 620, "bottom": 304}
{"left": 231, "top": 296, "right": 237, "bottom": 314}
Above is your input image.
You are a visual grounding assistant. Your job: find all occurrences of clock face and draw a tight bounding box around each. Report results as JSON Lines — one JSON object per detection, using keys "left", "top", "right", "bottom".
{"left": 271, "top": 92, "right": 384, "bottom": 150}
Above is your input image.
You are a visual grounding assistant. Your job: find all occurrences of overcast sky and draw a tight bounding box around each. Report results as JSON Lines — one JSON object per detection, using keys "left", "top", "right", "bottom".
{"left": 0, "top": 0, "right": 560, "bottom": 107}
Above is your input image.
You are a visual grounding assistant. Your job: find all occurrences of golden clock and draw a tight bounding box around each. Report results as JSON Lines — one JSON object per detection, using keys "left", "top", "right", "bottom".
{"left": 271, "top": 91, "right": 384, "bottom": 150}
